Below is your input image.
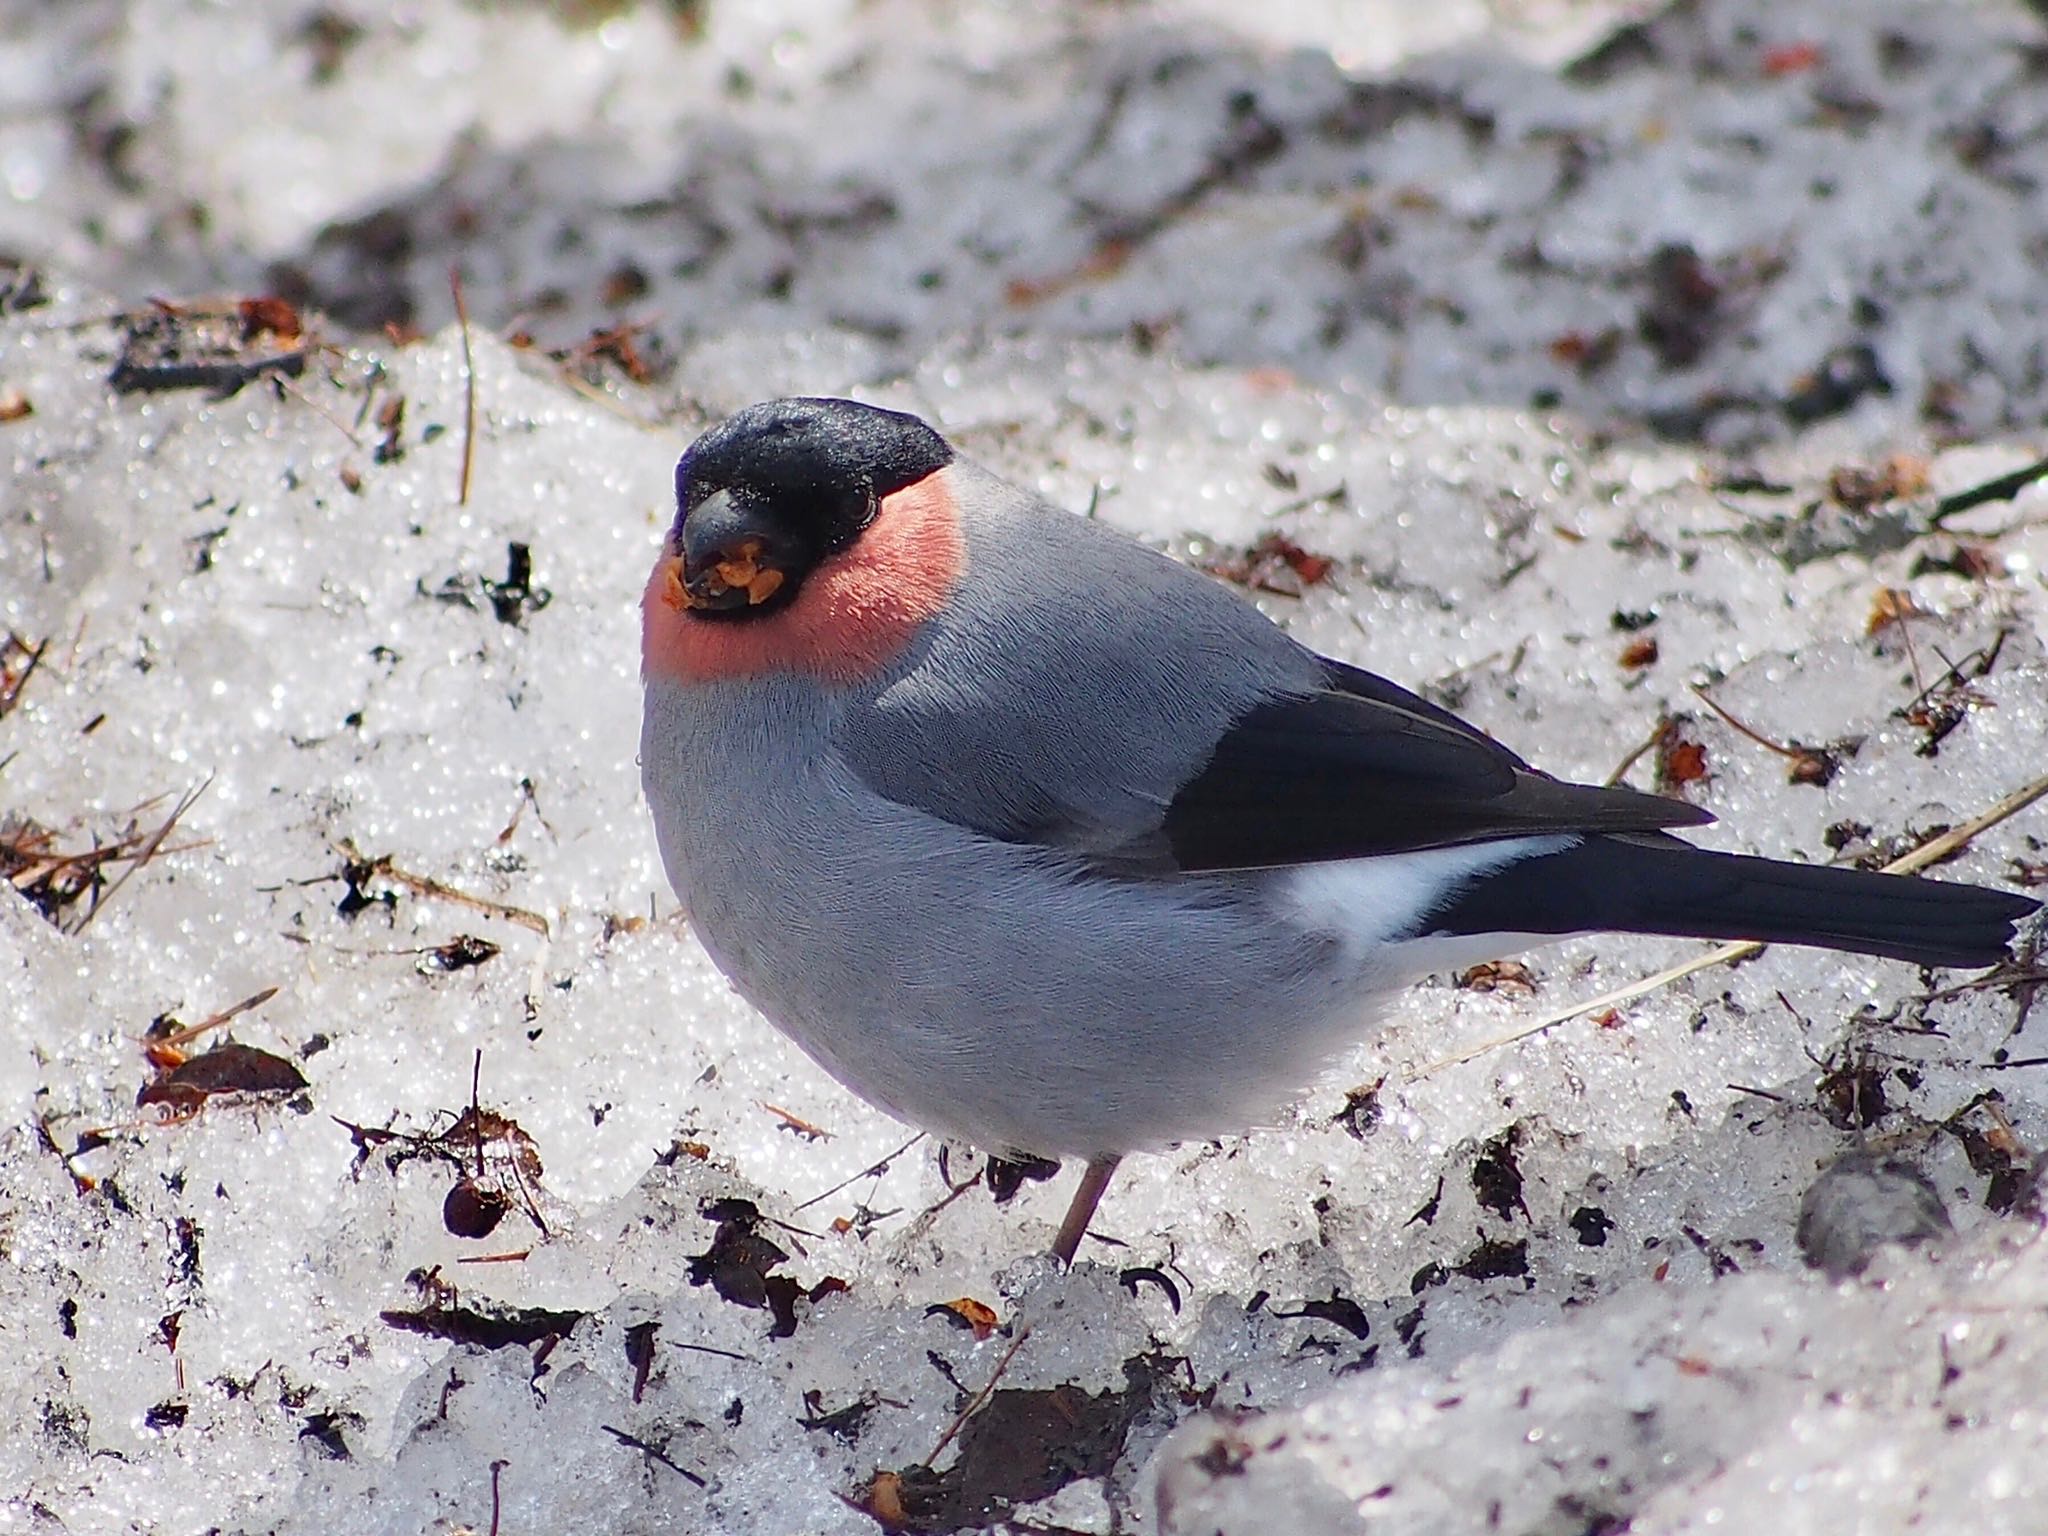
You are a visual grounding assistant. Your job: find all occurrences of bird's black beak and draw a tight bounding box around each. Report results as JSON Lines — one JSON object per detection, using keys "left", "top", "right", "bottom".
{"left": 679, "top": 489, "right": 789, "bottom": 611}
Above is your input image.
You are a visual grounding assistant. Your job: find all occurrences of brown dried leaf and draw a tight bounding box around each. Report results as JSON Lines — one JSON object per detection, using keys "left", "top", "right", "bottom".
{"left": 1866, "top": 586, "right": 1924, "bottom": 635}
{"left": 928, "top": 1297, "right": 1002, "bottom": 1340}
{"left": 442, "top": 1107, "right": 545, "bottom": 1188}
{"left": 863, "top": 1470, "right": 910, "bottom": 1530}
{"left": 1656, "top": 733, "right": 1710, "bottom": 790}
{"left": 1618, "top": 636, "right": 1659, "bottom": 670}
{"left": 1003, "top": 239, "right": 1134, "bottom": 308}
{"left": 236, "top": 295, "right": 303, "bottom": 342}
{"left": 138, "top": 1041, "right": 307, "bottom": 1108}
{"left": 1202, "top": 531, "right": 1337, "bottom": 597}
{"left": 1829, "top": 453, "right": 1929, "bottom": 509}
{"left": 1788, "top": 748, "right": 1838, "bottom": 786}
{"left": 1457, "top": 959, "right": 1538, "bottom": 996}
{"left": 870, "top": 1364, "right": 1162, "bottom": 1533}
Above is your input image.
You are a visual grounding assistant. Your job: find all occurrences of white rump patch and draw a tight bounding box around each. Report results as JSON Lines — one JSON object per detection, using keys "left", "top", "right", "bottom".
{"left": 1276, "top": 834, "right": 1579, "bottom": 980}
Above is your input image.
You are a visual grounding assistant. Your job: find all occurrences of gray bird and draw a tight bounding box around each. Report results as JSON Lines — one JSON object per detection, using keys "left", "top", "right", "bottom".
{"left": 640, "top": 397, "right": 2037, "bottom": 1260}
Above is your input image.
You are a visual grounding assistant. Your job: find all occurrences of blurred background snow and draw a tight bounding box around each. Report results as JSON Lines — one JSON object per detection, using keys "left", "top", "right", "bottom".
{"left": 3, "top": 1, "right": 2048, "bottom": 1532}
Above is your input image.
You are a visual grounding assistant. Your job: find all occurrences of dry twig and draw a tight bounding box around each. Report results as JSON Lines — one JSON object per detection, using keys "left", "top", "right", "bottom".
{"left": 151, "top": 986, "right": 280, "bottom": 1052}
{"left": 62, "top": 778, "right": 211, "bottom": 934}
{"left": 925, "top": 1326, "right": 1031, "bottom": 1467}
{"left": 335, "top": 841, "right": 549, "bottom": 937}
{"left": 452, "top": 265, "right": 477, "bottom": 506}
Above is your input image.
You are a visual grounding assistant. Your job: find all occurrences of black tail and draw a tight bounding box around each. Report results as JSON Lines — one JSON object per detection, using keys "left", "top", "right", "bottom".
{"left": 1423, "top": 833, "right": 2038, "bottom": 969}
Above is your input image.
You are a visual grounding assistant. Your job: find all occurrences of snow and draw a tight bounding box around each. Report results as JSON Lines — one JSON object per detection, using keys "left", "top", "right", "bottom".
{"left": 3, "top": 1, "right": 2048, "bottom": 1533}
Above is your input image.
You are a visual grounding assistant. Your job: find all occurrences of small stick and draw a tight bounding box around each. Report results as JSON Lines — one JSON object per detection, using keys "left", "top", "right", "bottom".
{"left": 498, "top": 1124, "right": 551, "bottom": 1242}
{"left": 471, "top": 1049, "right": 487, "bottom": 1177}
{"left": 0, "top": 633, "right": 48, "bottom": 716}
{"left": 794, "top": 1131, "right": 925, "bottom": 1212}
{"left": 1727, "top": 1083, "right": 1790, "bottom": 1103}
{"left": 1922, "top": 964, "right": 2048, "bottom": 1002}
{"left": 600, "top": 1425, "right": 707, "bottom": 1486}
{"left": 275, "top": 373, "right": 365, "bottom": 449}
{"left": 1604, "top": 716, "right": 1671, "bottom": 787}
{"left": 339, "top": 844, "right": 550, "bottom": 937}
{"left": 905, "top": 1165, "right": 985, "bottom": 1237}
{"left": 1413, "top": 770, "right": 2048, "bottom": 1077}
{"left": 71, "top": 778, "right": 211, "bottom": 934}
{"left": 452, "top": 265, "right": 477, "bottom": 507}
{"left": 1422, "top": 646, "right": 1511, "bottom": 693}
{"left": 1887, "top": 588, "right": 1929, "bottom": 699}
{"left": 669, "top": 1341, "right": 754, "bottom": 1363}
{"left": 154, "top": 985, "right": 280, "bottom": 1050}
{"left": 1688, "top": 684, "right": 1806, "bottom": 762}
{"left": 925, "top": 1326, "right": 1031, "bottom": 1467}
{"left": 487, "top": 1459, "right": 508, "bottom": 1536}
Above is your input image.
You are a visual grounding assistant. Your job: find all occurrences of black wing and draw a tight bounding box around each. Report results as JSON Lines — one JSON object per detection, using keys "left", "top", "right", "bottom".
{"left": 1161, "top": 660, "right": 1710, "bottom": 872}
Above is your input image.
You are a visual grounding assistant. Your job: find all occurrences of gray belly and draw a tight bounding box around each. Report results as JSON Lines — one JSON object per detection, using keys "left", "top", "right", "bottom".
{"left": 648, "top": 755, "right": 1375, "bottom": 1158}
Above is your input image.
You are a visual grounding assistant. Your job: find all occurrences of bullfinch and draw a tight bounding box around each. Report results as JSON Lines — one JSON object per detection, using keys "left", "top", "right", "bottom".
{"left": 640, "top": 397, "right": 2038, "bottom": 1260}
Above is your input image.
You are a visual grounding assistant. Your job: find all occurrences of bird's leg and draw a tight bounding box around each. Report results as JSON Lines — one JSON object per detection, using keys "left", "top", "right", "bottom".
{"left": 1052, "top": 1155, "right": 1121, "bottom": 1264}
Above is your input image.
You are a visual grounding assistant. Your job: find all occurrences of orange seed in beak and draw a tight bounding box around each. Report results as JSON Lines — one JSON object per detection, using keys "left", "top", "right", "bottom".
{"left": 658, "top": 554, "right": 688, "bottom": 611}
{"left": 706, "top": 540, "right": 785, "bottom": 606}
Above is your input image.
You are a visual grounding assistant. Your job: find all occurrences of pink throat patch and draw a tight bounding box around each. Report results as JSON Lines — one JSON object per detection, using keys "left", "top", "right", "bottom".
{"left": 641, "top": 466, "right": 965, "bottom": 685}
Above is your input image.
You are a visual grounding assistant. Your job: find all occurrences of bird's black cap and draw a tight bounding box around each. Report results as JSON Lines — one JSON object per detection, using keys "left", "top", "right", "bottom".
{"left": 670, "top": 398, "right": 954, "bottom": 615}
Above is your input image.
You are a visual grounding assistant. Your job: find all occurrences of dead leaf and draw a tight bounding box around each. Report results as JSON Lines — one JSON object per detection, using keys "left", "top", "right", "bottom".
{"left": 687, "top": 1198, "right": 847, "bottom": 1338}
{"left": 236, "top": 295, "right": 303, "bottom": 343}
{"left": 380, "top": 1301, "right": 586, "bottom": 1350}
{"left": 1618, "top": 636, "right": 1659, "bottom": 670}
{"left": 109, "top": 302, "right": 307, "bottom": 396}
{"left": 1867, "top": 586, "right": 1924, "bottom": 635}
{"left": 866, "top": 1362, "right": 1162, "bottom": 1533}
{"left": 927, "top": 1298, "right": 1001, "bottom": 1340}
{"left": 1457, "top": 960, "right": 1537, "bottom": 996}
{"left": 1003, "top": 239, "right": 1134, "bottom": 307}
{"left": 138, "top": 1041, "right": 307, "bottom": 1111}
{"left": 863, "top": 1470, "right": 911, "bottom": 1530}
{"left": 1202, "top": 532, "right": 1337, "bottom": 596}
{"left": 1656, "top": 732, "right": 1709, "bottom": 791}
{"left": 1829, "top": 453, "right": 1928, "bottom": 509}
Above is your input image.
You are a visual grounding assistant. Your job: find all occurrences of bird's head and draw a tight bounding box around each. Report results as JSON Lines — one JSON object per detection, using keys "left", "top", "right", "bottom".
{"left": 644, "top": 398, "right": 964, "bottom": 682}
{"left": 666, "top": 397, "right": 953, "bottom": 616}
